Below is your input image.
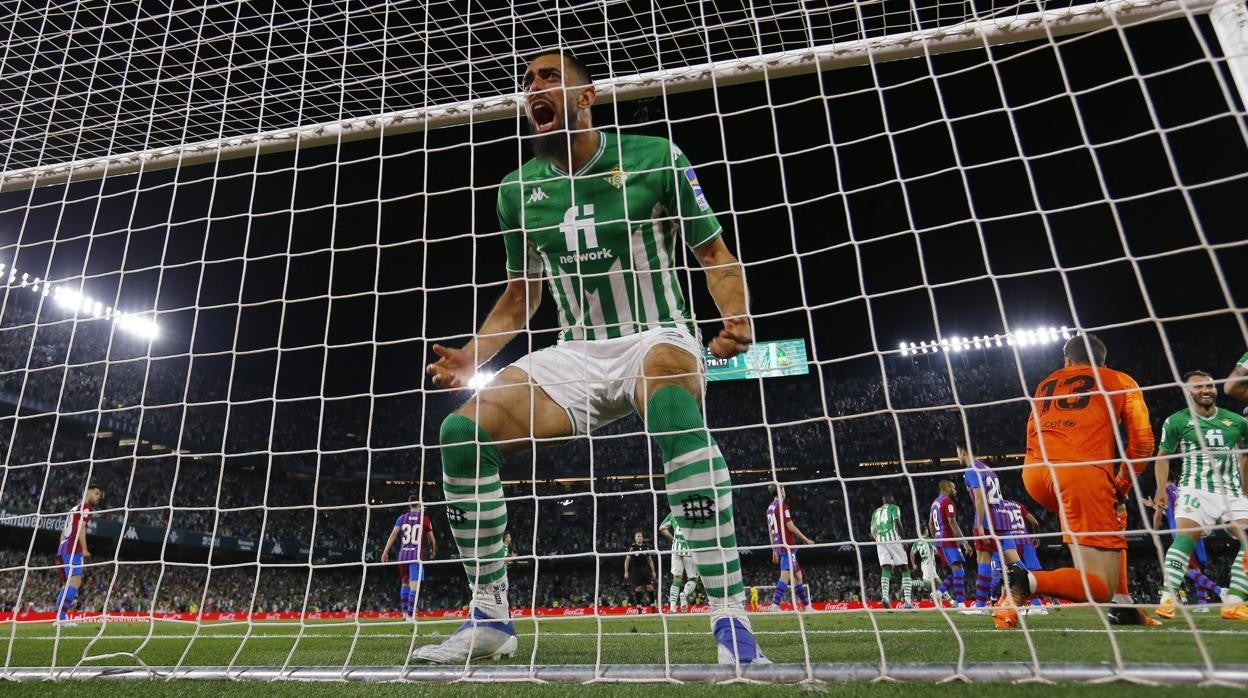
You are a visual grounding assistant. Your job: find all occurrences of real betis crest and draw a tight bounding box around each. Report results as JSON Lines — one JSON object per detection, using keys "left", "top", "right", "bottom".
{"left": 603, "top": 166, "right": 626, "bottom": 189}
{"left": 1222, "top": 418, "right": 1233, "bottom": 426}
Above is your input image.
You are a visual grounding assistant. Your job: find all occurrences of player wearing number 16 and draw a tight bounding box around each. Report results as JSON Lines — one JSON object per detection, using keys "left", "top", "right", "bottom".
{"left": 1153, "top": 370, "right": 1248, "bottom": 621}
{"left": 419, "top": 51, "right": 764, "bottom": 664}
{"left": 1001, "top": 335, "right": 1154, "bottom": 625}
{"left": 381, "top": 494, "right": 436, "bottom": 619}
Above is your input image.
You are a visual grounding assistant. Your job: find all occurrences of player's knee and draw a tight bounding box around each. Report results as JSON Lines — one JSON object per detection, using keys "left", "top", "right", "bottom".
{"left": 440, "top": 412, "right": 484, "bottom": 446}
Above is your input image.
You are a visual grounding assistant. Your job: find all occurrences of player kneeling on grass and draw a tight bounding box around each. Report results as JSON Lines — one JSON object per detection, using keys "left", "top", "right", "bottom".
{"left": 416, "top": 51, "right": 766, "bottom": 665}
{"left": 996, "top": 335, "right": 1155, "bottom": 629}
{"left": 1153, "top": 370, "right": 1248, "bottom": 621}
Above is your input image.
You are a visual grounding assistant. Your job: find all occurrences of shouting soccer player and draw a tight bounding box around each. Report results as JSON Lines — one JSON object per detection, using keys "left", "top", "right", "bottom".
{"left": 381, "top": 493, "right": 436, "bottom": 619}
{"left": 54, "top": 484, "right": 101, "bottom": 627}
{"left": 1002, "top": 334, "right": 1154, "bottom": 627}
{"left": 1154, "top": 370, "right": 1248, "bottom": 620}
{"left": 659, "top": 511, "right": 698, "bottom": 612}
{"left": 419, "top": 51, "right": 764, "bottom": 664}
{"left": 930, "top": 480, "right": 972, "bottom": 606}
{"left": 767, "top": 484, "right": 815, "bottom": 612}
{"left": 870, "top": 494, "right": 910, "bottom": 608}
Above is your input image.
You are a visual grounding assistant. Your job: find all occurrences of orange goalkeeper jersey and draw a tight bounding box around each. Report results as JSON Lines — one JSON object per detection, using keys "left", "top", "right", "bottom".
{"left": 1024, "top": 364, "right": 1154, "bottom": 470}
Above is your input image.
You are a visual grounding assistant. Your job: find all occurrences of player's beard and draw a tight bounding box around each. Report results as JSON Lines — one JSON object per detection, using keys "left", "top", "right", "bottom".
{"left": 529, "top": 104, "right": 577, "bottom": 161}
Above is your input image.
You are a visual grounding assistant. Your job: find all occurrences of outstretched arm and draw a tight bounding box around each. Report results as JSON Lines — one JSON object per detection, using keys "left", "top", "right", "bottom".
{"left": 1226, "top": 364, "right": 1248, "bottom": 402}
{"left": 426, "top": 276, "right": 543, "bottom": 388}
{"left": 694, "top": 237, "right": 751, "bottom": 359}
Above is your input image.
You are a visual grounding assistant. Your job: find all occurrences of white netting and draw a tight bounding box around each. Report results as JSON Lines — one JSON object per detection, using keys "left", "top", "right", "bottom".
{"left": 1, "top": 0, "right": 1247, "bottom": 685}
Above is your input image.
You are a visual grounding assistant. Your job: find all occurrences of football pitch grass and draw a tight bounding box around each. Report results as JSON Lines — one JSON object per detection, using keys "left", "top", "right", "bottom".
{"left": 1, "top": 607, "right": 1245, "bottom": 695}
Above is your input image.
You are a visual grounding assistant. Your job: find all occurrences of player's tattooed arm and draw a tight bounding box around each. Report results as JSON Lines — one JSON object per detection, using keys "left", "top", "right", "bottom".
{"left": 1225, "top": 364, "right": 1248, "bottom": 402}
{"left": 695, "top": 237, "right": 752, "bottom": 359}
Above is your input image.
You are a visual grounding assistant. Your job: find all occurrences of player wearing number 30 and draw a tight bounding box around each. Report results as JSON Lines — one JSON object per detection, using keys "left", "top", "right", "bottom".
{"left": 1154, "top": 370, "right": 1248, "bottom": 621}
{"left": 420, "top": 52, "right": 765, "bottom": 665}
{"left": 381, "top": 494, "right": 436, "bottom": 619}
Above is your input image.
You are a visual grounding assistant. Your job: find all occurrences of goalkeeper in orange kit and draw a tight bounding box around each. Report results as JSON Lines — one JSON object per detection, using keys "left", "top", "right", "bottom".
{"left": 995, "top": 334, "right": 1157, "bottom": 627}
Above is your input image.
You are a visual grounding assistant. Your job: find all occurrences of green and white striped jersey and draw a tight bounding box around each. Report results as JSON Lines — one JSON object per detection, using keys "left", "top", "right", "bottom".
{"left": 498, "top": 130, "right": 723, "bottom": 342}
{"left": 870, "top": 503, "right": 902, "bottom": 543}
{"left": 1238, "top": 351, "right": 1248, "bottom": 370}
{"left": 659, "top": 513, "right": 692, "bottom": 557}
{"left": 911, "top": 537, "right": 936, "bottom": 565}
{"left": 1159, "top": 407, "right": 1248, "bottom": 497}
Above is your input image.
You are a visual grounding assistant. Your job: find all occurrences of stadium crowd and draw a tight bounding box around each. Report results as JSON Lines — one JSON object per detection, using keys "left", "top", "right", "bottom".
{"left": 2, "top": 292, "right": 1245, "bottom": 613}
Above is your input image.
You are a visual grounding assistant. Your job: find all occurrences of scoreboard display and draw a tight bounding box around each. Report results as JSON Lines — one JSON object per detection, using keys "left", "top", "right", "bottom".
{"left": 704, "top": 338, "right": 809, "bottom": 382}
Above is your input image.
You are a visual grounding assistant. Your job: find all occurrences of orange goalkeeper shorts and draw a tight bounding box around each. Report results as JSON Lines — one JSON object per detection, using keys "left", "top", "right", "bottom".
{"left": 1023, "top": 461, "right": 1125, "bottom": 550}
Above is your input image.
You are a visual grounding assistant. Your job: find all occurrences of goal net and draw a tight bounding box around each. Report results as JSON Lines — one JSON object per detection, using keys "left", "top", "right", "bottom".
{"left": 1, "top": 0, "right": 1246, "bottom": 685}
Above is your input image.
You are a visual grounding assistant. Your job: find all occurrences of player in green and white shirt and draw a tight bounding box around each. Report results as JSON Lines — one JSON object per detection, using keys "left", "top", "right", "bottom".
{"left": 908, "top": 529, "right": 948, "bottom": 604}
{"left": 420, "top": 52, "right": 764, "bottom": 665}
{"left": 1154, "top": 370, "right": 1248, "bottom": 621}
{"left": 660, "top": 512, "right": 698, "bottom": 613}
{"left": 870, "top": 494, "right": 912, "bottom": 608}
{"left": 1225, "top": 350, "right": 1248, "bottom": 402}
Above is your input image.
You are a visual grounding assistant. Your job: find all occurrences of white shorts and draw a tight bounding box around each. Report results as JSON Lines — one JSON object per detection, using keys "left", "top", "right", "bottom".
{"left": 670, "top": 553, "right": 693, "bottom": 578}
{"left": 1174, "top": 486, "right": 1248, "bottom": 530}
{"left": 921, "top": 560, "right": 939, "bottom": 583}
{"left": 509, "top": 326, "right": 705, "bottom": 435}
{"left": 876, "top": 542, "right": 906, "bottom": 567}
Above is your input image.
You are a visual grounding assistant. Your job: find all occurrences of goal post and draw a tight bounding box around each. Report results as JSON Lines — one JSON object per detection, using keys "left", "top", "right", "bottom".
{"left": 0, "top": 0, "right": 1234, "bottom": 192}
{"left": 2, "top": 0, "right": 1248, "bottom": 687}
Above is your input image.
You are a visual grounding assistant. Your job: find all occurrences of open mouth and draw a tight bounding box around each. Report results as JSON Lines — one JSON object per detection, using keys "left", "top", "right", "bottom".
{"left": 529, "top": 98, "right": 557, "bottom": 133}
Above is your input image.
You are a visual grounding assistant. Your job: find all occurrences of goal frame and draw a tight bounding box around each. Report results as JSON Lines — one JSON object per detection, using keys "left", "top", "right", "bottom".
{"left": 3, "top": 0, "right": 1248, "bottom": 686}
{"left": 0, "top": 0, "right": 1235, "bottom": 193}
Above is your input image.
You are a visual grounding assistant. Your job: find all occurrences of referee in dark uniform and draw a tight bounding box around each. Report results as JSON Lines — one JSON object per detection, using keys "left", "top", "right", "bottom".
{"left": 624, "top": 530, "right": 657, "bottom": 609}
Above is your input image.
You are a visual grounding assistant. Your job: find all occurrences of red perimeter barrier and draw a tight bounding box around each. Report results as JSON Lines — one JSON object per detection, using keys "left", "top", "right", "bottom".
{"left": 0, "top": 599, "right": 1062, "bottom": 623}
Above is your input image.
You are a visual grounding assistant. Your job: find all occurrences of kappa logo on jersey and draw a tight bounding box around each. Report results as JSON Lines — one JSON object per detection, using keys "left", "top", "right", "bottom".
{"left": 527, "top": 187, "right": 548, "bottom": 204}
{"left": 558, "top": 204, "right": 615, "bottom": 264}
{"left": 684, "top": 167, "right": 710, "bottom": 211}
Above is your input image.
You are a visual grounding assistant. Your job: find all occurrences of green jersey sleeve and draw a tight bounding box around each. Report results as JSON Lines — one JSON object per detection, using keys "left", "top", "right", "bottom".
{"left": 1159, "top": 411, "right": 1183, "bottom": 453}
{"left": 666, "top": 144, "right": 723, "bottom": 250}
{"left": 1239, "top": 351, "right": 1248, "bottom": 370}
{"left": 499, "top": 177, "right": 541, "bottom": 278}
{"left": 659, "top": 513, "right": 673, "bottom": 531}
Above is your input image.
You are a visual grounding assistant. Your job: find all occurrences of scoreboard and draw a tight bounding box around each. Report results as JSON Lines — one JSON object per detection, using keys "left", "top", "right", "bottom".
{"left": 704, "top": 338, "right": 809, "bottom": 382}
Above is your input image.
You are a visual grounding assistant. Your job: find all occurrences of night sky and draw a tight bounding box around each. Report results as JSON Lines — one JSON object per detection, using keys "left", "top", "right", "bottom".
{"left": 1, "top": 7, "right": 1246, "bottom": 475}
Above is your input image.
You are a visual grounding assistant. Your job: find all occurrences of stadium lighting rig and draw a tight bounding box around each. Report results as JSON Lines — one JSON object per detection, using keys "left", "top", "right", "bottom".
{"left": 0, "top": 262, "right": 159, "bottom": 340}
{"left": 898, "top": 326, "right": 1071, "bottom": 357}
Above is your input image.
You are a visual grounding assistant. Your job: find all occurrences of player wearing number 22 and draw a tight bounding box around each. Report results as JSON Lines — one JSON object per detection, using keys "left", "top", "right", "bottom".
{"left": 1154, "top": 370, "right": 1248, "bottom": 621}
{"left": 380, "top": 494, "right": 436, "bottom": 619}
{"left": 419, "top": 51, "right": 765, "bottom": 664}
{"left": 998, "top": 334, "right": 1155, "bottom": 628}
